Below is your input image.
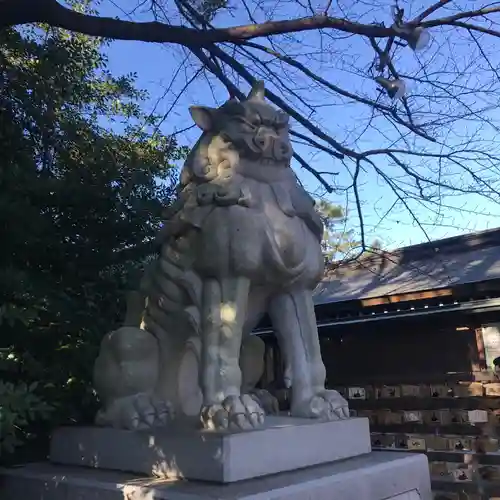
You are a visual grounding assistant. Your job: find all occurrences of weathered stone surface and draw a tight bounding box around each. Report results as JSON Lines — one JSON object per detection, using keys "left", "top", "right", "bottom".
{"left": 50, "top": 416, "right": 371, "bottom": 483}
{"left": 92, "top": 80, "right": 349, "bottom": 432}
{"left": 0, "top": 451, "right": 432, "bottom": 500}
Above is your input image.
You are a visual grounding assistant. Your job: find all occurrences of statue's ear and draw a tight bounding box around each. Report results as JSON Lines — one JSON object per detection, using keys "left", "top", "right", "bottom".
{"left": 189, "top": 106, "right": 217, "bottom": 132}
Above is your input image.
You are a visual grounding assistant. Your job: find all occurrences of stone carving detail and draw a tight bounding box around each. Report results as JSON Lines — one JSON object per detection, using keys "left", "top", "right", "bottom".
{"left": 93, "top": 81, "right": 349, "bottom": 431}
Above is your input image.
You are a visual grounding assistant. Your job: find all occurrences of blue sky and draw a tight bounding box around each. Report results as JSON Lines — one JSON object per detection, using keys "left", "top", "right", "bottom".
{"left": 96, "top": 0, "right": 500, "bottom": 250}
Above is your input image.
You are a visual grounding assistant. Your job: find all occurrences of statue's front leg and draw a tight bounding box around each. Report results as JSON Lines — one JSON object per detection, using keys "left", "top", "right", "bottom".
{"left": 199, "top": 276, "right": 265, "bottom": 430}
{"left": 268, "top": 289, "right": 349, "bottom": 421}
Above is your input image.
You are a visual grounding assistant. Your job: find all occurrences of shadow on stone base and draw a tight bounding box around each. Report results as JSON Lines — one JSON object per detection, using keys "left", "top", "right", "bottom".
{"left": 50, "top": 416, "right": 371, "bottom": 483}
{"left": 0, "top": 451, "right": 432, "bottom": 500}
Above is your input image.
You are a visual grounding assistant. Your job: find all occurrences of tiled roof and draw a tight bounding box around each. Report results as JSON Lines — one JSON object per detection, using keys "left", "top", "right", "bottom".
{"left": 313, "top": 228, "right": 500, "bottom": 305}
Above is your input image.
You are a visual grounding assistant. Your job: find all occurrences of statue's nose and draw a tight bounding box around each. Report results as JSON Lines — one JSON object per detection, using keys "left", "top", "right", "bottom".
{"left": 254, "top": 134, "right": 267, "bottom": 148}
{"left": 257, "top": 127, "right": 278, "bottom": 141}
{"left": 254, "top": 127, "right": 278, "bottom": 151}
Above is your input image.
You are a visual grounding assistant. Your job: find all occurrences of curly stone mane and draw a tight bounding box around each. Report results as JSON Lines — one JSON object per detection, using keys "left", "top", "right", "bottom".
{"left": 93, "top": 81, "right": 349, "bottom": 431}
{"left": 140, "top": 82, "right": 322, "bottom": 345}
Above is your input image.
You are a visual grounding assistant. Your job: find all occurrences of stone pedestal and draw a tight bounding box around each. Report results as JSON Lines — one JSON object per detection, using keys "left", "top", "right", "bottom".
{"left": 0, "top": 452, "right": 431, "bottom": 500}
{"left": 0, "top": 416, "right": 433, "bottom": 500}
{"left": 50, "top": 416, "right": 371, "bottom": 483}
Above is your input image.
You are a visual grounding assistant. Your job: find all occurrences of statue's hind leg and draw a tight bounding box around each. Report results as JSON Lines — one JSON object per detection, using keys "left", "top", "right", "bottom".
{"left": 93, "top": 326, "right": 174, "bottom": 429}
{"left": 269, "top": 288, "right": 349, "bottom": 420}
{"left": 199, "top": 276, "right": 265, "bottom": 430}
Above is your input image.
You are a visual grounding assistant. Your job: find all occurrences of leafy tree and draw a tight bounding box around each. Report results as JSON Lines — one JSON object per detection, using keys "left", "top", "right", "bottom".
{"left": 0, "top": 15, "right": 183, "bottom": 459}
{"left": 316, "top": 200, "right": 356, "bottom": 263}
{"left": 316, "top": 200, "right": 383, "bottom": 265}
{"left": 2, "top": 1, "right": 500, "bottom": 244}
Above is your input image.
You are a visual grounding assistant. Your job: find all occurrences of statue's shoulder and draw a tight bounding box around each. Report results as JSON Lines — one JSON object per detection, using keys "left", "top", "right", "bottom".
{"left": 289, "top": 183, "right": 324, "bottom": 242}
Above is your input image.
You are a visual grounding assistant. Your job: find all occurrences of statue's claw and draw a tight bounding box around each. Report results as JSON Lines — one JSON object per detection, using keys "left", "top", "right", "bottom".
{"left": 200, "top": 394, "right": 265, "bottom": 431}
{"left": 291, "top": 390, "right": 349, "bottom": 421}
{"left": 96, "top": 393, "right": 174, "bottom": 430}
{"left": 250, "top": 389, "right": 280, "bottom": 415}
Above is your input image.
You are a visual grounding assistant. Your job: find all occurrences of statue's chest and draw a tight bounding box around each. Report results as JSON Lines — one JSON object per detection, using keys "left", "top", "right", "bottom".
{"left": 256, "top": 183, "right": 308, "bottom": 254}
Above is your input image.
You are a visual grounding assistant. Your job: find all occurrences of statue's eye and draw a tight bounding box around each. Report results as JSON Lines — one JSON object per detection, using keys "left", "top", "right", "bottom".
{"left": 274, "top": 112, "right": 289, "bottom": 128}
{"left": 246, "top": 113, "right": 261, "bottom": 128}
{"left": 234, "top": 116, "right": 258, "bottom": 129}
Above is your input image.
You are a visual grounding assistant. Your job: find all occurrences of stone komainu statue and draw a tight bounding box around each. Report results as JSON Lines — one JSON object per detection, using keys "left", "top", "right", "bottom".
{"left": 93, "top": 81, "right": 349, "bottom": 431}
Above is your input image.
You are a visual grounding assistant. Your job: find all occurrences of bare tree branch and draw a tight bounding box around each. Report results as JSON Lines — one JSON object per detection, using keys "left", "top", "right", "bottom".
{"left": 422, "top": 6, "right": 500, "bottom": 29}
{"left": 411, "top": 0, "right": 453, "bottom": 24}
{"left": 2, "top": 0, "right": 403, "bottom": 43}
{"left": 5, "top": 0, "right": 500, "bottom": 251}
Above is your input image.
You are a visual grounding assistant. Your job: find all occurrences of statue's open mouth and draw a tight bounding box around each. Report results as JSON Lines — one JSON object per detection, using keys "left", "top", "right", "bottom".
{"left": 236, "top": 147, "right": 288, "bottom": 165}
{"left": 260, "top": 157, "right": 287, "bottom": 166}
{"left": 225, "top": 136, "right": 290, "bottom": 165}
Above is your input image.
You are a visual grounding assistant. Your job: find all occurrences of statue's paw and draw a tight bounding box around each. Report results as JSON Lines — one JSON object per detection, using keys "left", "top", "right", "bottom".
{"left": 96, "top": 393, "right": 175, "bottom": 430}
{"left": 292, "top": 390, "right": 349, "bottom": 421}
{"left": 200, "top": 394, "right": 265, "bottom": 431}
{"left": 249, "top": 389, "right": 280, "bottom": 415}
{"left": 122, "top": 393, "right": 175, "bottom": 429}
{"left": 319, "top": 390, "right": 350, "bottom": 420}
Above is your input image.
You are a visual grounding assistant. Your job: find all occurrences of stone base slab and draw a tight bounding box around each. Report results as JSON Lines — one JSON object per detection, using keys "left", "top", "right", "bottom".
{"left": 0, "top": 451, "right": 432, "bottom": 500}
{"left": 50, "top": 416, "right": 371, "bottom": 483}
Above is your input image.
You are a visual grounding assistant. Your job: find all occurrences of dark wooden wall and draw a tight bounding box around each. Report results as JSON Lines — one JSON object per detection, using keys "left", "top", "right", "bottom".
{"left": 259, "top": 310, "right": 500, "bottom": 498}
{"left": 317, "top": 312, "right": 500, "bottom": 499}
{"left": 320, "top": 315, "right": 481, "bottom": 387}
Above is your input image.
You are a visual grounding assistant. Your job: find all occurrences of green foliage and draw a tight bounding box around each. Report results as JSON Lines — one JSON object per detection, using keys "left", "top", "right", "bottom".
{"left": 0, "top": 6, "right": 184, "bottom": 461}
{"left": 0, "top": 380, "right": 53, "bottom": 456}
{"left": 315, "top": 200, "right": 359, "bottom": 263}
{"left": 316, "top": 200, "right": 384, "bottom": 266}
